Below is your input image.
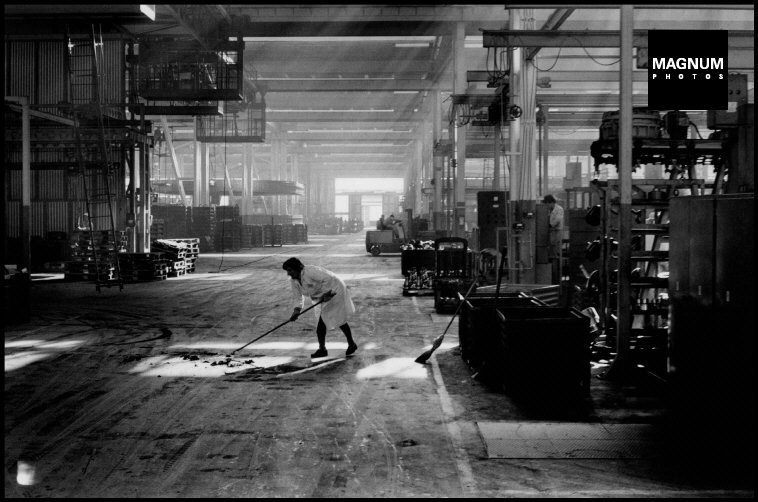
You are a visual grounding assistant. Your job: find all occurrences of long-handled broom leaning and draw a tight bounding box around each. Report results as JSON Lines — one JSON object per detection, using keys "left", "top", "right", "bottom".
{"left": 415, "top": 280, "right": 478, "bottom": 365}
{"left": 229, "top": 298, "right": 325, "bottom": 356}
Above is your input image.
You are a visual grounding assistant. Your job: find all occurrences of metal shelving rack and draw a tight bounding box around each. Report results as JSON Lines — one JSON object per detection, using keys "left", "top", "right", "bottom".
{"left": 594, "top": 178, "right": 707, "bottom": 377}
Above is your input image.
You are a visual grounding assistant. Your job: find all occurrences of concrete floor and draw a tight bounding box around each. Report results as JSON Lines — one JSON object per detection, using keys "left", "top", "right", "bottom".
{"left": 4, "top": 232, "right": 754, "bottom": 498}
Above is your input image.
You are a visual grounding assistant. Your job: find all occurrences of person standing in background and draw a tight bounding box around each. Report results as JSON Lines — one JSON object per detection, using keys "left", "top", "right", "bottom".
{"left": 543, "top": 194, "right": 564, "bottom": 283}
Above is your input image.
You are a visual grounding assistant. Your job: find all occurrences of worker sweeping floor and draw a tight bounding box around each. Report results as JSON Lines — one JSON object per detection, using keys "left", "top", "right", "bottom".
{"left": 4, "top": 232, "right": 753, "bottom": 498}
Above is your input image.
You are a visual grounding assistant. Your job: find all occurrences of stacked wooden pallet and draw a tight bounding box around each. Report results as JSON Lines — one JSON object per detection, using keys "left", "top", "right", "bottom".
{"left": 152, "top": 238, "right": 200, "bottom": 274}
{"left": 117, "top": 253, "right": 169, "bottom": 282}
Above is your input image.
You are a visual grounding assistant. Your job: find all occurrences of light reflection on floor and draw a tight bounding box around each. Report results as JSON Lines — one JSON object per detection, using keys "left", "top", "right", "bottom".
{"left": 16, "top": 460, "right": 36, "bottom": 486}
{"left": 5, "top": 352, "right": 56, "bottom": 372}
{"left": 173, "top": 273, "right": 252, "bottom": 281}
{"left": 355, "top": 357, "right": 427, "bottom": 380}
{"left": 5, "top": 339, "right": 87, "bottom": 372}
{"left": 338, "top": 273, "right": 389, "bottom": 281}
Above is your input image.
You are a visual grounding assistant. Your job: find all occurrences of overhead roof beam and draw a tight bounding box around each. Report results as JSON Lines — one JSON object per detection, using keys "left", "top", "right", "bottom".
{"left": 283, "top": 132, "right": 415, "bottom": 142}
{"left": 469, "top": 70, "right": 647, "bottom": 82}
{"left": 227, "top": 5, "right": 510, "bottom": 24}
{"left": 261, "top": 80, "right": 438, "bottom": 92}
{"left": 266, "top": 112, "right": 423, "bottom": 123}
{"left": 525, "top": 8, "right": 574, "bottom": 60}
{"left": 483, "top": 29, "right": 754, "bottom": 49}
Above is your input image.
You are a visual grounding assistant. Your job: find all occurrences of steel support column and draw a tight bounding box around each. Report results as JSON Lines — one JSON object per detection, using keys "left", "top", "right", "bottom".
{"left": 608, "top": 5, "right": 635, "bottom": 379}
{"left": 453, "top": 22, "right": 467, "bottom": 237}
{"left": 493, "top": 124, "right": 501, "bottom": 191}
{"left": 161, "top": 116, "right": 188, "bottom": 205}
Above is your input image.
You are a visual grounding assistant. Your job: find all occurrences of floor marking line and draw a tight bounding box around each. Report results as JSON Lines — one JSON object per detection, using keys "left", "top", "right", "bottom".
{"left": 429, "top": 353, "right": 477, "bottom": 496}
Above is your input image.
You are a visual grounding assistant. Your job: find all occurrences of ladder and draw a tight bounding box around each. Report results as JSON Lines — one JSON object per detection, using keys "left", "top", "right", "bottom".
{"left": 66, "top": 25, "right": 124, "bottom": 292}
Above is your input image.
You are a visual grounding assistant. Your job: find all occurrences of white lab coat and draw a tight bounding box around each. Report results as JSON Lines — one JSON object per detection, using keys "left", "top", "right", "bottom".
{"left": 548, "top": 204, "right": 565, "bottom": 259}
{"left": 290, "top": 265, "right": 355, "bottom": 330}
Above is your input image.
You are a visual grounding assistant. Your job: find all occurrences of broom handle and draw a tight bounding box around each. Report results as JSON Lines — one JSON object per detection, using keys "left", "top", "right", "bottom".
{"left": 441, "top": 280, "right": 478, "bottom": 336}
{"left": 232, "top": 298, "right": 325, "bottom": 354}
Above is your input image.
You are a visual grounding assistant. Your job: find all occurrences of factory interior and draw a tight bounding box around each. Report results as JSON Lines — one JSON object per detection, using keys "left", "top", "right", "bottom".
{"left": 3, "top": 4, "right": 754, "bottom": 498}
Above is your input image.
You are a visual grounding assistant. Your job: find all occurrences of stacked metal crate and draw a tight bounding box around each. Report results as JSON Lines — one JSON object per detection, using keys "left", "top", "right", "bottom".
{"left": 150, "top": 219, "right": 166, "bottom": 240}
{"left": 294, "top": 224, "right": 308, "bottom": 243}
{"left": 494, "top": 307, "right": 591, "bottom": 402}
{"left": 214, "top": 205, "right": 242, "bottom": 251}
{"left": 65, "top": 230, "right": 123, "bottom": 282}
{"left": 263, "top": 224, "right": 283, "bottom": 246}
{"left": 282, "top": 224, "right": 299, "bottom": 244}
{"left": 458, "top": 290, "right": 547, "bottom": 380}
{"left": 191, "top": 206, "right": 216, "bottom": 253}
{"left": 117, "top": 253, "right": 169, "bottom": 282}
{"left": 401, "top": 242, "right": 436, "bottom": 296}
{"left": 151, "top": 205, "right": 190, "bottom": 240}
{"left": 240, "top": 225, "right": 254, "bottom": 249}
{"left": 433, "top": 237, "right": 474, "bottom": 313}
{"left": 249, "top": 225, "right": 264, "bottom": 247}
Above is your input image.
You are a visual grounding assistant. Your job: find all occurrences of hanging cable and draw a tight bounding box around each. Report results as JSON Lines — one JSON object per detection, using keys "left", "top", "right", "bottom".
{"left": 571, "top": 36, "right": 621, "bottom": 66}
{"left": 532, "top": 46, "right": 563, "bottom": 72}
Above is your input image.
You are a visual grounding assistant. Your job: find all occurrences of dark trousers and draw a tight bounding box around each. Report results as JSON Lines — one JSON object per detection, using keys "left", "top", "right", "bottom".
{"left": 316, "top": 317, "right": 354, "bottom": 348}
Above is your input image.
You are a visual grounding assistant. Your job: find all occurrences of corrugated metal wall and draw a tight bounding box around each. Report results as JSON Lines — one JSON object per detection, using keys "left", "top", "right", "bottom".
{"left": 5, "top": 37, "right": 124, "bottom": 105}
{"left": 46, "top": 201, "right": 70, "bottom": 231}
{"left": 5, "top": 202, "right": 20, "bottom": 238}
{"left": 6, "top": 201, "right": 86, "bottom": 237}
{"left": 38, "top": 40, "right": 67, "bottom": 104}
{"left": 4, "top": 36, "right": 127, "bottom": 240}
{"left": 5, "top": 41, "right": 35, "bottom": 99}
{"left": 36, "top": 170, "right": 65, "bottom": 199}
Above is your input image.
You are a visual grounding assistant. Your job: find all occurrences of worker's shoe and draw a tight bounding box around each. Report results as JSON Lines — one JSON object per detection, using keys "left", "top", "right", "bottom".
{"left": 311, "top": 348, "right": 328, "bottom": 358}
{"left": 346, "top": 343, "right": 358, "bottom": 356}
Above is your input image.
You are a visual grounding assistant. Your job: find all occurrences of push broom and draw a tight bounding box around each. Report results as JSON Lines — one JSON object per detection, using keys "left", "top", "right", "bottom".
{"left": 229, "top": 298, "right": 325, "bottom": 356}
{"left": 415, "top": 279, "right": 478, "bottom": 364}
